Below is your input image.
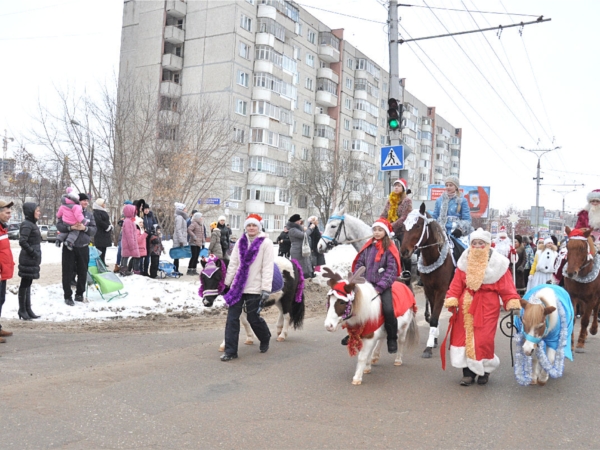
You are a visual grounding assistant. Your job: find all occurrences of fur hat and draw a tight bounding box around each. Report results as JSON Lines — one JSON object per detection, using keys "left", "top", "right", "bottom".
{"left": 218, "top": 215, "right": 226, "bottom": 222}
{"left": 470, "top": 228, "right": 492, "bottom": 244}
{"left": 210, "top": 222, "right": 218, "bottom": 230}
{"left": 393, "top": 178, "right": 408, "bottom": 192}
{"left": 78, "top": 193, "right": 89, "bottom": 201}
{"left": 288, "top": 213, "right": 302, "bottom": 223}
{"left": 587, "top": 189, "right": 600, "bottom": 203}
{"left": 94, "top": 198, "right": 106, "bottom": 207}
{"left": 174, "top": 202, "right": 186, "bottom": 211}
{"left": 372, "top": 218, "right": 394, "bottom": 237}
{"left": 244, "top": 213, "right": 263, "bottom": 228}
{"left": 444, "top": 176, "right": 460, "bottom": 191}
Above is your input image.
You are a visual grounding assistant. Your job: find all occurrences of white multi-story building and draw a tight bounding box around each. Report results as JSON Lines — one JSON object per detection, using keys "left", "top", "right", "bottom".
{"left": 118, "top": 0, "right": 462, "bottom": 239}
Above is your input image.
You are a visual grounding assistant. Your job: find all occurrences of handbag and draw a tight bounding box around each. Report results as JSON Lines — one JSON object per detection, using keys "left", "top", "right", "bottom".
{"left": 302, "top": 233, "right": 311, "bottom": 258}
{"left": 169, "top": 245, "right": 193, "bottom": 260}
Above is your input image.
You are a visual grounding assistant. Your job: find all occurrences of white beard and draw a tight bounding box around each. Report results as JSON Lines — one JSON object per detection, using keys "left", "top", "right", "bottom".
{"left": 494, "top": 238, "right": 512, "bottom": 257}
{"left": 589, "top": 204, "right": 600, "bottom": 229}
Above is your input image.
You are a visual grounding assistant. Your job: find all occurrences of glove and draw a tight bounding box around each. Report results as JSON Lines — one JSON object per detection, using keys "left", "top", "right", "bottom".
{"left": 260, "top": 290, "right": 270, "bottom": 303}
{"left": 528, "top": 275, "right": 533, "bottom": 281}
{"left": 106, "top": 225, "right": 113, "bottom": 232}
{"left": 451, "top": 228, "right": 462, "bottom": 238}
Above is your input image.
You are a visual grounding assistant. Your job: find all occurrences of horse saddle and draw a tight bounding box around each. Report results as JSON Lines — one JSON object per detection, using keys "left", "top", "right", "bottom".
{"left": 271, "top": 263, "right": 284, "bottom": 293}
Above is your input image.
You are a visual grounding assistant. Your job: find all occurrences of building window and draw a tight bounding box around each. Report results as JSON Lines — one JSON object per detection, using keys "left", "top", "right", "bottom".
{"left": 306, "top": 53, "right": 314, "bottom": 68}
{"left": 344, "top": 97, "right": 352, "bottom": 110}
{"left": 301, "top": 147, "right": 309, "bottom": 160}
{"left": 230, "top": 186, "right": 243, "bottom": 201}
{"left": 302, "top": 124, "right": 311, "bottom": 137}
{"left": 305, "top": 77, "right": 313, "bottom": 91}
{"left": 347, "top": 58, "right": 353, "bottom": 69}
{"left": 278, "top": 189, "right": 290, "bottom": 203}
{"left": 231, "top": 156, "right": 244, "bottom": 173}
{"left": 298, "top": 195, "right": 308, "bottom": 209}
{"left": 343, "top": 139, "right": 350, "bottom": 150}
{"left": 229, "top": 214, "right": 242, "bottom": 230}
{"left": 239, "top": 41, "right": 251, "bottom": 59}
{"left": 307, "top": 29, "right": 316, "bottom": 44}
{"left": 233, "top": 128, "right": 245, "bottom": 143}
{"left": 295, "top": 22, "right": 303, "bottom": 35}
{"left": 294, "top": 45, "right": 301, "bottom": 60}
{"left": 304, "top": 101, "right": 312, "bottom": 114}
{"left": 246, "top": 0, "right": 255, "bottom": 4}
{"left": 240, "top": 15, "right": 252, "bottom": 32}
{"left": 344, "top": 118, "right": 350, "bottom": 130}
{"left": 235, "top": 99, "right": 247, "bottom": 116}
{"left": 345, "top": 77, "right": 353, "bottom": 89}
{"left": 274, "top": 214, "right": 286, "bottom": 230}
{"left": 237, "top": 70, "right": 249, "bottom": 87}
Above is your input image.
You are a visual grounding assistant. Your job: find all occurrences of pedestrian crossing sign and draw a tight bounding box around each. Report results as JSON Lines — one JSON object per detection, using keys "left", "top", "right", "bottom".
{"left": 380, "top": 145, "right": 404, "bottom": 171}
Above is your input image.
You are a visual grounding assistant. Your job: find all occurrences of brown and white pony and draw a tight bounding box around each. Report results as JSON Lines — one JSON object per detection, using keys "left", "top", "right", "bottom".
{"left": 563, "top": 226, "right": 600, "bottom": 353}
{"left": 323, "top": 267, "right": 419, "bottom": 385}
{"left": 400, "top": 203, "right": 454, "bottom": 358}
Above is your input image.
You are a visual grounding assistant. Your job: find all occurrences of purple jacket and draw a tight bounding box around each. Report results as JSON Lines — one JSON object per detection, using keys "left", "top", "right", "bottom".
{"left": 353, "top": 243, "right": 398, "bottom": 294}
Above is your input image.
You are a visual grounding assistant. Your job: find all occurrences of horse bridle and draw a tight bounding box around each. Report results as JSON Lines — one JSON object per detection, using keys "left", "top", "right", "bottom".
{"left": 520, "top": 297, "right": 551, "bottom": 345}
{"left": 566, "top": 236, "right": 595, "bottom": 275}
{"left": 410, "top": 211, "right": 444, "bottom": 251}
{"left": 321, "top": 214, "right": 372, "bottom": 250}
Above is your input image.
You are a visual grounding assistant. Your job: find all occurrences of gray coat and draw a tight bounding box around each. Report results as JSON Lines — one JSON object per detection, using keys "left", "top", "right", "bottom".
{"left": 173, "top": 209, "right": 189, "bottom": 247}
{"left": 286, "top": 221, "right": 313, "bottom": 277}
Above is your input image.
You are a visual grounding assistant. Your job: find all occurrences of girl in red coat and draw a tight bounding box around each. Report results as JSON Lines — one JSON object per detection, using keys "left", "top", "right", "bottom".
{"left": 443, "top": 228, "right": 521, "bottom": 386}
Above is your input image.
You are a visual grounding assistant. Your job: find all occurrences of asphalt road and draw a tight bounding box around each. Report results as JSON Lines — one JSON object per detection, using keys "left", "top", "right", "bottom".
{"left": 2, "top": 295, "right": 600, "bottom": 449}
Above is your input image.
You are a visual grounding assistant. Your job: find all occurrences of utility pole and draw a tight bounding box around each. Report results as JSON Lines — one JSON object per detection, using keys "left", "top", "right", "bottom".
{"left": 520, "top": 146, "right": 561, "bottom": 238}
{"left": 551, "top": 185, "right": 585, "bottom": 215}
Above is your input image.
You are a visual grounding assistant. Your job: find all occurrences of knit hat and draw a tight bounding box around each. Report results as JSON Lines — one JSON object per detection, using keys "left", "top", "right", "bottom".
{"left": 65, "top": 187, "right": 79, "bottom": 203}
{"left": 218, "top": 215, "right": 226, "bottom": 222}
{"left": 498, "top": 225, "right": 507, "bottom": 238}
{"left": 193, "top": 212, "right": 203, "bottom": 221}
{"left": 210, "top": 222, "right": 218, "bottom": 230}
{"left": 587, "top": 189, "right": 600, "bottom": 203}
{"left": 174, "top": 202, "right": 186, "bottom": 210}
{"left": 94, "top": 198, "right": 106, "bottom": 207}
{"left": 444, "top": 176, "right": 460, "bottom": 191}
{"left": 244, "top": 213, "right": 263, "bottom": 228}
{"left": 372, "top": 218, "right": 394, "bottom": 237}
{"left": 393, "top": 178, "right": 408, "bottom": 192}
{"left": 289, "top": 213, "right": 302, "bottom": 223}
{"left": 470, "top": 228, "right": 492, "bottom": 244}
{"left": 78, "top": 192, "right": 89, "bottom": 201}
{"left": 544, "top": 237, "right": 553, "bottom": 245}
{"left": 124, "top": 200, "right": 133, "bottom": 205}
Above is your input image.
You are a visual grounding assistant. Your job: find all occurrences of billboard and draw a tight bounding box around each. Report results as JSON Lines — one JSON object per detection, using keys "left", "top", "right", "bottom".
{"left": 428, "top": 185, "right": 491, "bottom": 219}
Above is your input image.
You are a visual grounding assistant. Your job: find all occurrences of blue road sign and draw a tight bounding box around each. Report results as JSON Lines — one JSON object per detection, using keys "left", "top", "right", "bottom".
{"left": 380, "top": 145, "right": 404, "bottom": 171}
{"left": 198, "top": 198, "right": 221, "bottom": 205}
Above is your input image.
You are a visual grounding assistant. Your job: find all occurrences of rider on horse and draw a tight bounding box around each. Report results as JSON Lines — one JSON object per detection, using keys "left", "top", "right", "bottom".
{"left": 380, "top": 178, "right": 413, "bottom": 277}
{"left": 432, "top": 176, "right": 472, "bottom": 263}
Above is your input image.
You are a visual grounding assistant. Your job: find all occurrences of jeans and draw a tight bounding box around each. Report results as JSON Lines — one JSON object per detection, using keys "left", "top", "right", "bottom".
{"left": 116, "top": 242, "right": 122, "bottom": 265}
{"left": 224, "top": 294, "right": 271, "bottom": 356}
{"left": 62, "top": 246, "right": 89, "bottom": 300}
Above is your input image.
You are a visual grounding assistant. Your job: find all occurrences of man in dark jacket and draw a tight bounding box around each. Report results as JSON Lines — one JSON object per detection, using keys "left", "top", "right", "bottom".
{"left": 92, "top": 198, "right": 112, "bottom": 264}
{"left": 142, "top": 204, "right": 158, "bottom": 276}
{"left": 276, "top": 227, "right": 291, "bottom": 258}
{"left": 56, "top": 193, "right": 97, "bottom": 305}
{"left": 0, "top": 200, "right": 15, "bottom": 342}
{"left": 217, "top": 215, "right": 231, "bottom": 260}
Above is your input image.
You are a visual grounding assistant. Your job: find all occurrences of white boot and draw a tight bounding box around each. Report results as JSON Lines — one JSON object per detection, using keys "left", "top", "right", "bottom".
{"left": 426, "top": 327, "right": 439, "bottom": 348}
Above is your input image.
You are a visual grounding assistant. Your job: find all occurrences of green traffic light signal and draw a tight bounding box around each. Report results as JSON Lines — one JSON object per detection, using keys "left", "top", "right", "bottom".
{"left": 388, "top": 118, "right": 400, "bottom": 130}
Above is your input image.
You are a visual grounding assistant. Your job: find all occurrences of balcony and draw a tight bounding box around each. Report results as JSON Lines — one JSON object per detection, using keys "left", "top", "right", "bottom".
{"left": 162, "top": 53, "right": 183, "bottom": 71}
{"left": 250, "top": 115, "right": 270, "bottom": 129}
{"left": 316, "top": 67, "right": 339, "bottom": 85}
{"left": 451, "top": 155, "right": 460, "bottom": 162}
{"left": 318, "top": 44, "right": 340, "bottom": 63}
{"left": 421, "top": 124, "right": 432, "bottom": 133}
{"left": 352, "top": 109, "right": 367, "bottom": 120}
{"left": 257, "top": 4, "right": 277, "bottom": 19}
{"left": 166, "top": 0, "right": 186, "bottom": 18}
{"left": 314, "top": 113, "right": 336, "bottom": 129}
{"left": 313, "top": 137, "right": 329, "bottom": 149}
{"left": 316, "top": 90, "right": 337, "bottom": 108}
{"left": 160, "top": 81, "right": 182, "bottom": 98}
{"left": 164, "top": 25, "right": 184, "bottom": 44}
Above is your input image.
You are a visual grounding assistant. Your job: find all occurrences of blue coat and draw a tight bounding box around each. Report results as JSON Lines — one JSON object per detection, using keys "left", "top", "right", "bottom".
{"left": 432, "top": 195, "right": 471, "bottom": 234}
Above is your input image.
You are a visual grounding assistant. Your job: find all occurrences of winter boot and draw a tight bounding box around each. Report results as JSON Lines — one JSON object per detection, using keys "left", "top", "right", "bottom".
{"left": 384, "top": 315, "right": 398, "bottom": 354}
{"left": 18, "top": 290, "right": 31, "bottom": 321}
{"left": 25, "top": 287, "right": 40, "bottom": 319}
{"left": 113, "top": 264, "right": 120, "bottom": 274}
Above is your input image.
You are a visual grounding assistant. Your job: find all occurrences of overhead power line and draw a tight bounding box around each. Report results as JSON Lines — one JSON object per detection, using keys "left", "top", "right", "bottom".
{"left": 398, "top": 3, "right": 541, "bottom": 17}
{"left": 296, "top": 4, "right": 387, "bottom": 23}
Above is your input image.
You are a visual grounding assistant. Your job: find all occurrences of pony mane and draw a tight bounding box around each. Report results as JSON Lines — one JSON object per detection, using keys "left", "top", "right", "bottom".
{"left": 568, "top": 237, "right": 591, "bottom": 264}
{"left": 427, "top": 213, "right": 446, "bottom": 244}
{"left": 522, "top": 302, "right": 546, "bottom": 331}
{"left": 348, "top": 282, "right": 381, "bottom": 326}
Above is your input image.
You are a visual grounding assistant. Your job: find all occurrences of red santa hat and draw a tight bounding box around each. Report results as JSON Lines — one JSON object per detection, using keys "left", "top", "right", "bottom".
{"left": 244, "top": 213, "right": 263, "bottom": 228}
{"left": 587, "top": 189, "right": 600, "bottom": 203}
{"left": 568, "top": 228, "right": 588, "bottom": 241}
{"left": 498, "top": 225, "right": 507, "bottom": 238}
{"left": 393, "top": 178, "right": 408, "bottom": 192}
{"left": 372, "top": 218, "right": 394, "bottom": 237}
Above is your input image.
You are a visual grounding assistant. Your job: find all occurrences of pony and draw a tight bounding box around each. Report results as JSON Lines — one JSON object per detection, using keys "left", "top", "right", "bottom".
{"left": 562, "top": 226, "right": 600, "bottom": 353}
{"left": 199, "top": 256, "right": 305, "bottom": 350}
{"left": 514, "top": 285, "right": 574, "bottom": 386}
{"left": 323, "top": 267, "right": 419, "bottom": 385}
{"left": 400, "top": 203, "right": 454, "bottom": 358}
{"left": 317, "top": 206, "right": 373, "bottom": 254}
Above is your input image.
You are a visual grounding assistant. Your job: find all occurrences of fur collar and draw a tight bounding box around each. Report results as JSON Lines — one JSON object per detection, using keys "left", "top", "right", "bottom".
{"left": 92, "top": 203, "right": 107, "bottom": 212}
{"left": 457, "top": 247, "right": 509, "bottom": 285}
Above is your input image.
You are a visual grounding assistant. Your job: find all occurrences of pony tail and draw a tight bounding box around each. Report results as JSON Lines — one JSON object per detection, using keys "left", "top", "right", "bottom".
{"left": 381, "top": 235, "right": 392, "bottom": 252}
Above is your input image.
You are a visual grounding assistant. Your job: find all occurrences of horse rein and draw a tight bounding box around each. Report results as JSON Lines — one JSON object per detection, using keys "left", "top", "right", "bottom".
{"left": 565, "top": 236, "right": 595, "bottom": 277}
{"left": 321, "top": 214, "right": 372, "bottom": 250}
{"left": 410, "top": 212, "right": 444, "bottom": 251}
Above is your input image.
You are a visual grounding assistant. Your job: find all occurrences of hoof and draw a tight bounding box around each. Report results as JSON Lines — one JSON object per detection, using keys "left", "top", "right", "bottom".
{"left": 421, "top": 347, "right": 433, "bottom": 359}
{"left": 537, "top": 380, "right": 547, "bottom": 386}
{"left": 591, "top": 327, "right": 598, "bottom": 336}
{"left": 363, "top": 368, "right": 372, "bottom": 374}
{"left": 371, "top": 357, "right": 379, "bottom": 365}
{"left": 575, "top": 347, "right": 585, "bottom": 353}
{"left": 352, "top": 380, "right": 362, "bottom": 385}
{"left": 530, "top": 380, "right": 537, "bottom": 385}
{"left": 244, "top": 339, "right": 254, "bottom": 345}
{"left": 394, "top": 360, "right": 403, "bottom": 366}
{"left": 276, "top": 337, "right": 285, "bottom": 342}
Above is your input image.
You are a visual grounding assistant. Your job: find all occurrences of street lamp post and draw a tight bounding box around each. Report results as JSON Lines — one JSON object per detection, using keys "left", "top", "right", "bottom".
{"left": 520, "top": 146, "right": 561, "bottom": 239}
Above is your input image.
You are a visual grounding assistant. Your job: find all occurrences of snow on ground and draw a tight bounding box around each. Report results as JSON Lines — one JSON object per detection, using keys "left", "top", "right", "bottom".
{"left": 3, "top": 240, "right": 354, "bottom": 322}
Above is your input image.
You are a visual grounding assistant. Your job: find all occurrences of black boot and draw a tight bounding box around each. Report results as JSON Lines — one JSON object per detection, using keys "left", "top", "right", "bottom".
{"left": 381, "top": 289, "right": 398, "bottom": 353}
{"left": 18, "top": 290, "right": 31, "bottom": 321}
{"left": 25, "top": 286, "right": 40, "bottom": 319}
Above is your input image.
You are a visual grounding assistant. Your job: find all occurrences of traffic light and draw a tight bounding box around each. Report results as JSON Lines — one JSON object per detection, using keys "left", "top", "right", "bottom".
{"left": 387, "top": 98, "right": 401, "bottom": 131}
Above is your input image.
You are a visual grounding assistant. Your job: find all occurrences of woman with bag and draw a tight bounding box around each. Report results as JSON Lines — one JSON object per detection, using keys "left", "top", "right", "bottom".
{"left": 187, "top": 212, "right": 206, "bottom": 275}
{"left": 286, "top": 213, "right": 314, "bottom": 278}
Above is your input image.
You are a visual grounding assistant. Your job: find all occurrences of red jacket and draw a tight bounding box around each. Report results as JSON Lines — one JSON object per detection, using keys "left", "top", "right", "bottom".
{"left": 0, "top": 223, "right": 15, "bottom": 280}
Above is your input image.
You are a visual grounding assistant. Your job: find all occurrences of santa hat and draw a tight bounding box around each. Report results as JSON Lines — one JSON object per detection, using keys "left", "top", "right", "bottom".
{"left": 470, "top": 228, "right": 492, "bottom": 244}
{"left": 568, "top": 228, "right": 588, "bottom": 240}
{"left": 244, "top": 213, "right": 263, "bottom": 228}
{"left": 498, "top": 225, "right": 507, "bottom": 238}
{"left": 393, "top": 178, "right": 408, "bottom": 192}
{"left": 587, "top": 189, "right": 600, "bottom": 203}
{"left": 371, "top": 218, "right": 394, "bottom": 237}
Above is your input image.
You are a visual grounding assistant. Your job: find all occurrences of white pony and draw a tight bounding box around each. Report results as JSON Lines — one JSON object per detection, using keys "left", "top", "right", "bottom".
{"left": 317, "top": 206, "right": 373, "bottom": 254}
{"left": 323, "top": 267, "right": 419, "bottom": 385}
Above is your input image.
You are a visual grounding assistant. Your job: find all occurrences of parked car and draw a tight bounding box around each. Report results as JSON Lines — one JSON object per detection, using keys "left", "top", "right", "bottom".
{"left": 38, "top": 224, "right": 50, "bottom": 241}
{"left": 46, "top": 225, "right": 58, "bottom": 243}
{"left": 7, "top": 223, "right": 20, "bottom": 240}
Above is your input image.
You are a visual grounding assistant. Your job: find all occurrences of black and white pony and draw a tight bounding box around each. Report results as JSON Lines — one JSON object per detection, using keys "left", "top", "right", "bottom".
{"left": 199, "top": 255, "right": 305, "bottom": 350}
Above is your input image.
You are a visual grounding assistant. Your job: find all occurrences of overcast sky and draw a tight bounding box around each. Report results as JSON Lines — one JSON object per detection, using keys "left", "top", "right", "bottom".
{"left": 1, "top": 0, "right": 598, "bottom": 214}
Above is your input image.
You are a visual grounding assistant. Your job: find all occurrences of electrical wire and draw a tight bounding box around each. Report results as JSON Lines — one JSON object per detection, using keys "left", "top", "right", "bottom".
{"left": 398, "top": 3, "right": 540, "bottom": 17}
{"left": 296, "top": 3, "right": 387, "bottom": 23}
{"left": 0, "top": 32, "right": 104, "bottom": 41}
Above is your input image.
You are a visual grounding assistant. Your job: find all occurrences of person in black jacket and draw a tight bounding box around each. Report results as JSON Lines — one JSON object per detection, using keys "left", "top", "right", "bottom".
{"left": 92, "top": 198, "right": 113, "bottom": 264}
{"left": 217, "top": 215, "right": 231, "bottom": 263}
{"left": 308, "top": 216, "right": 325, "bottom": 271}
{"left": 18, "top": 202, "right": 42, "bottom": 320}
{"left": 141, "top": 204, "right": 158, "bottom": 276}
{"left": 276, "top": 227, "right": 291, "bottom": 258}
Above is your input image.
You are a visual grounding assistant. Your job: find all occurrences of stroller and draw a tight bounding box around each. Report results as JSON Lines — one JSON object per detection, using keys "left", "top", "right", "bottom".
{"left": 87, "top": 245, "right": 128, "bottom": 301}
{"left": 158, "top": 260, "right": 182, "bottom": 278}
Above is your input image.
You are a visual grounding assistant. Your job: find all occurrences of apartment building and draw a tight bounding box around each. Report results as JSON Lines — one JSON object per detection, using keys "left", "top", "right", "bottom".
{"left": 118, "top": 0, "right": 462, "bottom": 239}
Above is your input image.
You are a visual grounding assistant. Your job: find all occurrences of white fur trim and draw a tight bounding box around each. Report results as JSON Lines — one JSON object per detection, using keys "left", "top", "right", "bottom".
{"left": 450, "top": 346, "right": 500, "bottom": 376}
{"left": 457, "top": 248, "right": 510, "bottom": 284}
{"left": 244, "top": 217, "right": 261, "bottom": 228}
{"left": 470, "top": 227, "right": 491, "bottom": 244}
{"left": 587, "top": 190, "right": 600, "bottom": 202}
{"left": 372, "top": 221, "right": 394, "bottom": 237}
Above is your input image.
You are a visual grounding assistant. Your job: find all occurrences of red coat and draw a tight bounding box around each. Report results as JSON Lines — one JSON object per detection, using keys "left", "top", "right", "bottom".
{"left": 0, "top": 223, "right": 15, "bottom": 281}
